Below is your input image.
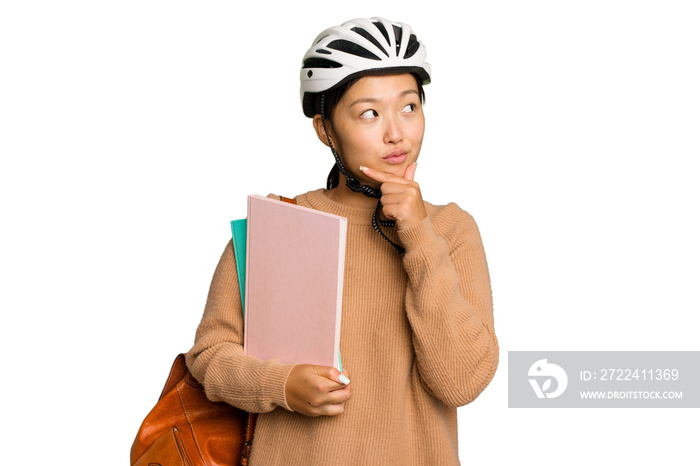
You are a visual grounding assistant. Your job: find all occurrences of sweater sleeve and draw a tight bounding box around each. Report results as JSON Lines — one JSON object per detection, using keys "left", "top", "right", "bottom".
{"left": 397, "top": 204, "right": 499, "bottom": 407}
{"left": 185, "top": 240, "right": 295, "bottom": 413}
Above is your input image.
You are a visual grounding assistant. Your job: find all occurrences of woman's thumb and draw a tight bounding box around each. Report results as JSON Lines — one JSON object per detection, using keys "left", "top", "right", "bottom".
{"left": 403, "top": 162, "right": 417, "bottom": 181}
{"left": 319, "top": 365, "right": 350, "bottom": 385}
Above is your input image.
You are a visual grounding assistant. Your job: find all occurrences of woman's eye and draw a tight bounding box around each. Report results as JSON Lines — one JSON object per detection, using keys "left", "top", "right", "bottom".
{"left": 402, "top": 103, "right": 416, "bottom": 112}
{"left": 360, "top": 109, "right": 378, "bottom": 119}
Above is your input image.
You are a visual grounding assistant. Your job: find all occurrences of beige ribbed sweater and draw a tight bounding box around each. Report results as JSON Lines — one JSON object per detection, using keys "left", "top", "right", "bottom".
{"left": 186, "top": 188, "right": 498, "bottom": 465}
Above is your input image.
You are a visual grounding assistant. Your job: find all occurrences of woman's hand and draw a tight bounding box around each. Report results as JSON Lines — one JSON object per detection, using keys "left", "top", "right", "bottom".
{"left": 359, "top": 163, "right": 427, "bottom": 230}
{"left": 285, "top": 364, "right": 352, "bottom": 417}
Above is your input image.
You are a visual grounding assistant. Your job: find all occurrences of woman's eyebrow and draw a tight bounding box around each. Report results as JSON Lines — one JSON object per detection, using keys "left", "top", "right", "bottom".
{"left": 400, "top": 89, "right": 420, "bottom": 98}
{"left": 349, "top": 89, "right": 420, "bottom": 107}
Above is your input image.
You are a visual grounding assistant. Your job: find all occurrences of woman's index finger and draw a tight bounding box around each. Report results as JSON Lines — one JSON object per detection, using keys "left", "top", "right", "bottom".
{"left": 359, "top": 165, "right": 410, "bottom": 184}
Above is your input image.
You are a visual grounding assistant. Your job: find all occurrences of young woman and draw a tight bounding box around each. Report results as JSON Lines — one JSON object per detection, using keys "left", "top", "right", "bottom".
{"left": 186, "top": 17, "right": 498, "bottom": 465}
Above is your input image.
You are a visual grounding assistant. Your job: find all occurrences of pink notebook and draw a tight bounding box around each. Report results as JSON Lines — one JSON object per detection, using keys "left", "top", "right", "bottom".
{"left": 244, "top": 195, "right": 347, "bottom": 370}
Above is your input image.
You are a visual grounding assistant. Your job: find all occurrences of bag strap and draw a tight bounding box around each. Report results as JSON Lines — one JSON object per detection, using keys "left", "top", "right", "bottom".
{"left": 241, "top": 195, "right": 296, "bottom": 466}
{"left": 241, "top": 413, "right": 257, "bottom": 466}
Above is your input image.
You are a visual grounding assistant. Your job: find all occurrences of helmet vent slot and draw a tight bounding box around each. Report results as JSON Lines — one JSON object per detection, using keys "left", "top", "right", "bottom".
{"left": 327, "top": 39, "right": 381, "bottom": 61}
{"left": 302, "top": 57, "right": 343, "bottom": 69}
{"left": 372, "top": 21, "right": 391, "bottom": 46}
{"left": 392, "top": 25, "right": 403, "bottom": 56}
{"left": 405, "top": 34, "right": 419, "bottom": 59}
{"left": 351, "top": 27, "right": 389, "bottom": 57}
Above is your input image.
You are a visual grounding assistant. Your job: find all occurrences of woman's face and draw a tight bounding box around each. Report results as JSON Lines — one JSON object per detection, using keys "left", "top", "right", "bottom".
{"left": 322, "top": 74, "right": 425, "bottom": 185}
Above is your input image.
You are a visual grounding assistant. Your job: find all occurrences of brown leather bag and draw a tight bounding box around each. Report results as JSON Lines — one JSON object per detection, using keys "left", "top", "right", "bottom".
{"left": 130, "top": 354, "right": 257, "bottom": 466}
{"left": 131, "top": 196, "right": 296, "bottom": 466}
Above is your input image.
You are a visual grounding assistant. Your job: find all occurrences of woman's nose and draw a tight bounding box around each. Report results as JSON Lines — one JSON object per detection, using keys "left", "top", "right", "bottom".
{"left": 384, "top": 116, "right": 403, "bottom": 144}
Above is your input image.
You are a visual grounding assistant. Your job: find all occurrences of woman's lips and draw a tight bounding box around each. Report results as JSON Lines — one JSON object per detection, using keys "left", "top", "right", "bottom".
{"left": 382, "top": 150, "right": 408, "bottom": 165}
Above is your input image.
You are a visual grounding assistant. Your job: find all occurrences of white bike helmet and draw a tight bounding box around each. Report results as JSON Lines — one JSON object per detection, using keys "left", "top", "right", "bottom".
{"left": 300, "top": 17, "right": 431, "bottom": 118}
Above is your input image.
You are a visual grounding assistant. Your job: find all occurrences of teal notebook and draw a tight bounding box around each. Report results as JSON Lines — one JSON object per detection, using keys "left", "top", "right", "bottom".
{"left": 230, "top": 217, "right": 343, "bottom": 372}
{"left": 230, "top": 218, "right": 248, "bottom": 312}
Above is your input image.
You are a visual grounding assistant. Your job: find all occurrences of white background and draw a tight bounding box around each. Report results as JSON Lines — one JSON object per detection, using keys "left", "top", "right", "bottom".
{"left": 1, "top": 1, "right": 698, "bottom": 464}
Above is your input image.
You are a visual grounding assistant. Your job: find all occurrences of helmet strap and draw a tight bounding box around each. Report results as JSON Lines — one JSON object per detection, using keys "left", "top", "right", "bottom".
{"left": 320, "top": 94, "right": 405, "bottom": 254}
{"left": 320, "top": 94, "right": 381, "bottom": 199}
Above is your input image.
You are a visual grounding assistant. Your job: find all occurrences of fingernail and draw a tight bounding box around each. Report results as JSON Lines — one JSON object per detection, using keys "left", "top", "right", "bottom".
{"left": 338, "top": 374, "right": 351, "bottom": 385}
{"left": 359, "top": 166, "right": 368, "bottom": 172}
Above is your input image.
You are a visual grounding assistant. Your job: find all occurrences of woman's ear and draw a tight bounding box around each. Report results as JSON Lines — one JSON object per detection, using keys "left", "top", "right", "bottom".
{"left": 312, "top": 114, "right": 332, "bottom": 148}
